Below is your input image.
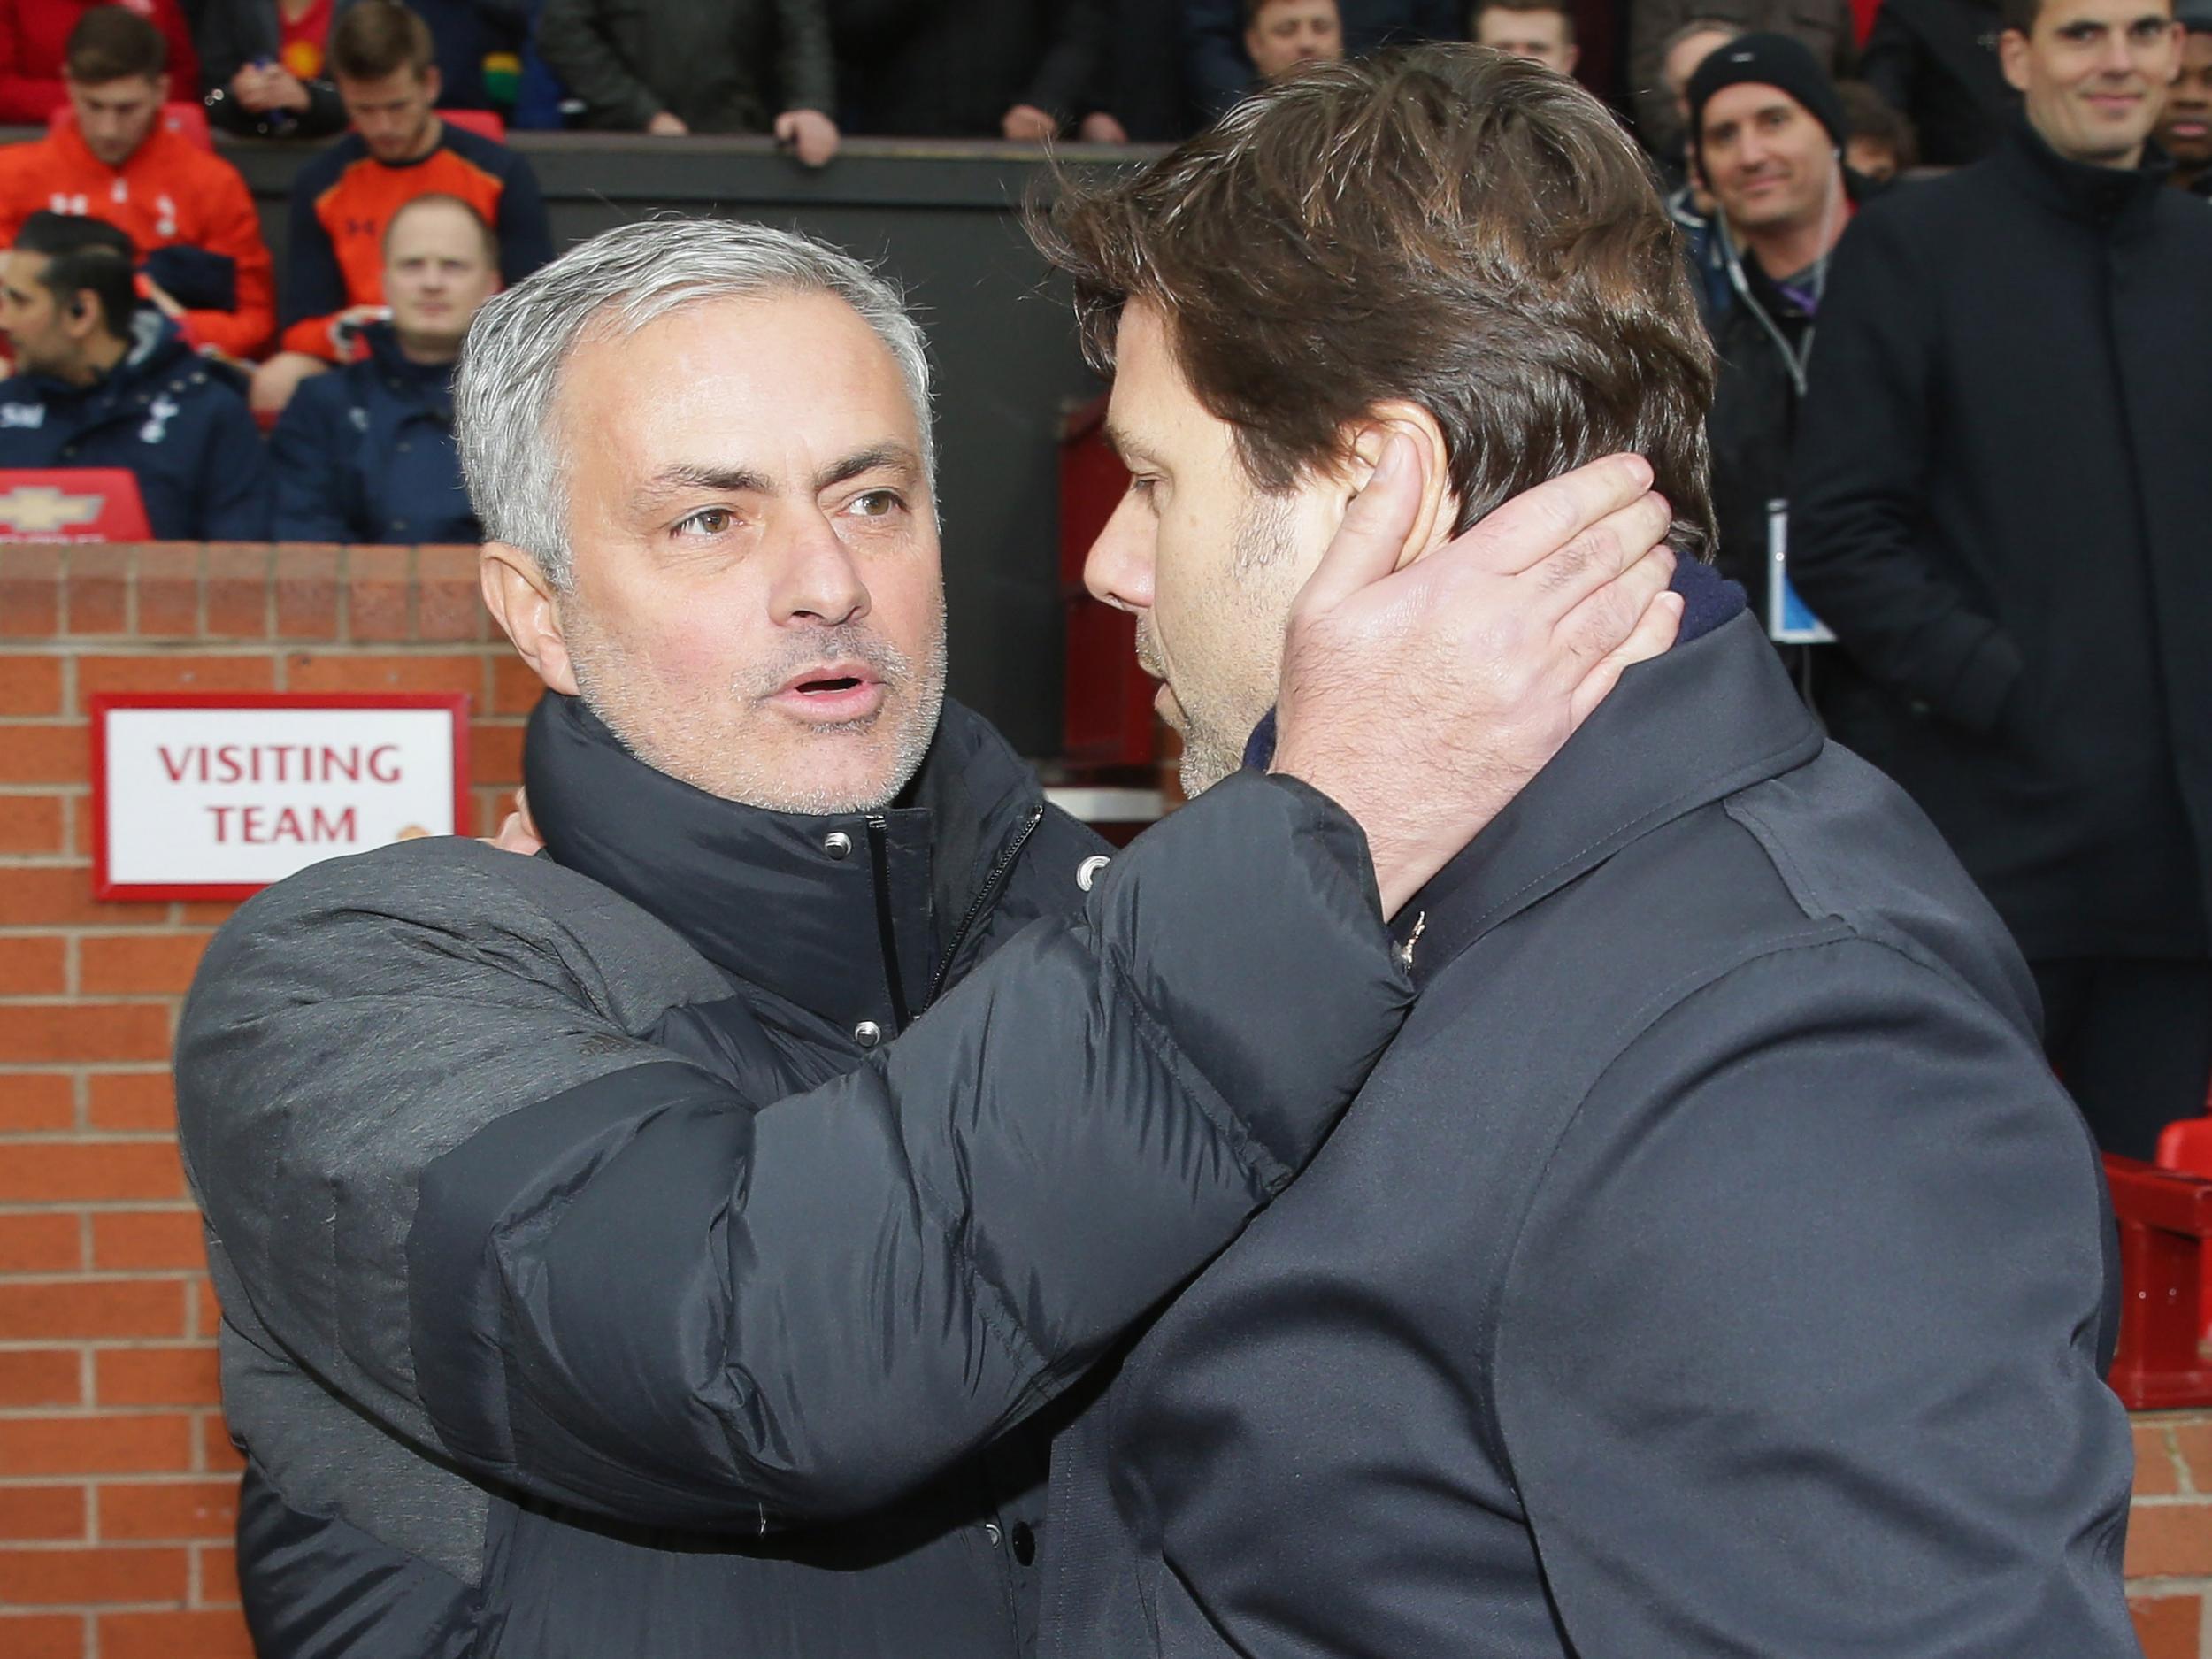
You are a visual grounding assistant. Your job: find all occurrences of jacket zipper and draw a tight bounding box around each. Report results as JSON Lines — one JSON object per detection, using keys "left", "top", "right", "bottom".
{"left": 923, "top": 803, "right": 1046, "bottom": 1011}
{"left": 864, "top": 816, "right": 913, "bottom": 1033}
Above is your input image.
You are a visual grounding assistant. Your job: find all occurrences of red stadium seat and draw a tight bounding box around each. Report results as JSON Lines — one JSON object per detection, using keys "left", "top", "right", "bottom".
{"left": 48, "top": 101, "right": 214, "bottom": 153}
{"left": 0, "top": 468, "right": 151, "bottom": 541}
{"left": 438, "top": 109, "right": 506, "bottom": 142}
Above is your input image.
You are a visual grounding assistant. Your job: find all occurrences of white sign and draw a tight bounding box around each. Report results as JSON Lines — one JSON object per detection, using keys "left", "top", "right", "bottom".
{"left": 93, "top": 695, "right": 470, "bottom": 899}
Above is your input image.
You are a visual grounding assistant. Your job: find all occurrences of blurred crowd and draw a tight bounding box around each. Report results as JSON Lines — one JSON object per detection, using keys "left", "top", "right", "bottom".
{"left": 0, "top": 0, "right": 2206, "bottom": 1154}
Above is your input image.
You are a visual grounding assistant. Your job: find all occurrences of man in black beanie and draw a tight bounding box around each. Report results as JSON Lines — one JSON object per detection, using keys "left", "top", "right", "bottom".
{"left": 1687, "top": 33, "right": 1863, "bottom": 657}
{"left": 1791, "top": 0, "right": 2212, "bottom": 1159}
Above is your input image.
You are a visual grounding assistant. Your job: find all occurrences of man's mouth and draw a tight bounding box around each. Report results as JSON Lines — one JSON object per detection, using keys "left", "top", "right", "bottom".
{"left": 768, "top": 663, "right": 887, "bottom": 722}
{"left": 2172, "top": 117, "right": 2210, "bottom": 138}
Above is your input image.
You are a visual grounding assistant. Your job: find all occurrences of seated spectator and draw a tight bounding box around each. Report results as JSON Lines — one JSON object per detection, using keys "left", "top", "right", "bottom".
{"left": 1839, "top": 74, "right": 1918, "bottom": 178}
{"left": 197, "top": 0, "right": 350, "bottom": 139}
{"left": 0, "top": 0, "right": 197, "bottom": 122}
{"left": 832, "top": 0, "right": 1118, "bottom": 142}
{"left": 1629, "top": 0, "right": 1853, "bottom": 157}
{"left": 2157, "top": 6, "right": 2212, "bottom": 194}
{"left": 252, "top": 0, "right": 550, "bottom": 415}
{"left": 0, "top": 211, "right": 269, "bottom": 537}
{"left": 0, "top": 8, "right": 274, "bottom": 358}
{"left": 1245, "top": 0, "right": 1344, "bottom": 79}
{"left": 1181, "top": 0, "right": 1456, "bottom": 116}
{"left": 539, "top": 0, "right": 835, "bottom": 158}
{"left": 269, "top": 193, "right": 488, "bottom": 543}
{"left": 1471, "top": 0, "right": 1578, "bottom": 74}
{"left": 1857, "top": 0, "right": 2013, "bottom": 164}
{"left": 1689, "top": 34, "right": 1858, "bottom": 648}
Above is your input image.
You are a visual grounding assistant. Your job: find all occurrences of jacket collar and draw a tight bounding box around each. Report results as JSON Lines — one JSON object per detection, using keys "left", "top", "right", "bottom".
{"left": 524, "top": 691, "right": 1047, "bottom": 1037}
{"left": 24, "top": 310, "right": 188, "bottom": 405}
{"left": 357, "top": 322, "right": 457, "bottom": 403}
{"left": 1994, "top": 113, "right": 2170, "bottom": 231}
{"left": 1396, "top": 595, "right": 1823, "bottom": 984}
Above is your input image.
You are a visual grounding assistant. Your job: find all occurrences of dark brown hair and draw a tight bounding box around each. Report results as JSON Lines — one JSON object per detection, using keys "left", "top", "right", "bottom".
{"left": 1838, "top": 79, "right": 1917, "bottom": 170}
{"left": 65, "top": 6, "right": 166, "bottom": 82}
{"left": 1032, "top": 46, "right": 1717, "bottom": 557}
{"left": 329, "top": 0, "right": 436, "bottom": 81}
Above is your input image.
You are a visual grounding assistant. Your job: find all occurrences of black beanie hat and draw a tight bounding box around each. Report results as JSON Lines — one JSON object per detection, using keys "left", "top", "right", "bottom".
{"left": 1686, "top": 33, "right": 1848, "bottom": 157}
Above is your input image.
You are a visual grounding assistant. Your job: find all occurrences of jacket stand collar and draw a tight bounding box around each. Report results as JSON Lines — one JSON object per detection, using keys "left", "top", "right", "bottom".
{"left": 1397, "top": 602, "right": 1822, "bottom": 983}
{"left": 1996, "top": 114, "right": 2170, "bottom": 231}
{"left": 524, "top": 691, "right": 1041, "bottom": 1041}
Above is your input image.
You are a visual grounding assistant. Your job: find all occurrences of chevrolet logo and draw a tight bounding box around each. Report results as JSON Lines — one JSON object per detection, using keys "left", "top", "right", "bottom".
{"left": 0, "top": 486, "right": 104, "bottom": 534}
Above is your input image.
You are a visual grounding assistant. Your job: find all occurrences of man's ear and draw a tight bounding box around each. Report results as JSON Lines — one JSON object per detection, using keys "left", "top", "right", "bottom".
{"left": 1999, "top": 29, "right": 2032, "bottom": 94}
{"left": 1339, "top": 402, "right": 1456, "bottom": 569}
{"left": 480, "top": 542, "right": 580, "bottom": 696}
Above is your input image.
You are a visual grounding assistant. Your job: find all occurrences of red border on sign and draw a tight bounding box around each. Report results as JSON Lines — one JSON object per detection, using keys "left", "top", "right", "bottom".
{"left": 89, "top": 692, "right": 474, "bottom": 902}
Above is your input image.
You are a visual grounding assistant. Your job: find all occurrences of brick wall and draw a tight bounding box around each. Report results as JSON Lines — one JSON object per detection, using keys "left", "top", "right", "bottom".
{"left": 0, "top": 544, "right": 528, "bottom": 1658}
{"left": 0, "top": 543, "right": 2209, "bottom": 1655}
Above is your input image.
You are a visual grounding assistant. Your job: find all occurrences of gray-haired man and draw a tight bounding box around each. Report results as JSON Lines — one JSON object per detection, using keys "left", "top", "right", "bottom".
{"left": 175, "top": 216, "right": 1680, "bottom": 1657}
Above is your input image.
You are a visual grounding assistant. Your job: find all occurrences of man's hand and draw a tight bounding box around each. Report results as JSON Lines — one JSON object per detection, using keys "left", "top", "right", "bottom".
{"left": 142, "top": 277, "right": 184, "bottom": 320}
{"left": 1079, "top": 111, "right": 1130, "bottom": 143}
{"left": 774, "top": 108, "right": 840, "bottom": 167}
{"left": 1271, "top": 436, "right": 1683, "bottom": 918}
{"left": 1002, "top": 104, "right": 1058, "bottom": 142}
{"left": 488, "top": 787, "right": 543, "bottom": 856}
{"left": 647, "top": 110, "right": 690, "bottom": 136}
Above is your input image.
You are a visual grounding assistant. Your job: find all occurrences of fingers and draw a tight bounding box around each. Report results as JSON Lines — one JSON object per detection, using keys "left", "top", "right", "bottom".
{"left": 1463, "top": 453, "right": 1654, "bottom": 578}
{"left": 1567, "top": 588, "right": 1683, "bottom": 728}
{"left": 1286, "top": 432, "right": 1425, "bottom": 622}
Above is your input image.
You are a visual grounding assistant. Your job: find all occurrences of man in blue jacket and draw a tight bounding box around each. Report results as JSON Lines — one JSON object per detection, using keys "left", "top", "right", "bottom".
{"left": 0, "top": 210, "right": 270, "bottom": 538}
{"left": 271, "top": 193, "right": 492, "bottom": 544}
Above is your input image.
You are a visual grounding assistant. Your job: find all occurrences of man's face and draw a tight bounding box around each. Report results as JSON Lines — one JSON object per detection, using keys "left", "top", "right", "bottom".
{"left": 544, "top": 291, "right": 948, "bottom": 815}
{"left": 1664, "top": 27, "right": 1736, "bottom": 132}
{"left": 1246, "top": 0, "right": 1343, "bottom": 79}
{"left": 340, "top": 66, "right": 441, "bottom": 162}
{"left": 1087, "top": 303, "right": 1348, "bottom": 796}
{"left": 1699, "top": 83, "right": 1839, "bottom": 236}
{"left": 2001, "top": 0, "right": 2179, "bottom": 166}
{"left": 1474, "top": 6, "right": 1579, "bottom": 74}
{"left": 67, "top": 73, "right": 165, "bottom": 167}
{"left": 0, "top": 251, "right": 84, "bottom": 379}
{"left": 383, "top": 203, "right": 497, "bottom": 354}
{"left": 2157, "top": 27, "right": 2212, "bottom": 165}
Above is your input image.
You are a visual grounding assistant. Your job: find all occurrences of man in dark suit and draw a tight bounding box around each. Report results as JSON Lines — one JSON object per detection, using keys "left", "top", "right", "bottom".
{"left": 1028, "top": 43, "right": 2132, "bottom": 1655}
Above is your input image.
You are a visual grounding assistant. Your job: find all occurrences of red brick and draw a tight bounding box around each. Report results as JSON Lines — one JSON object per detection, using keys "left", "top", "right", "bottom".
{"left": 0, "top": 655, "right": 62, "bottom": 714}
{"left": 2131, "top": 1594, "right": 2202, "bottom": 1659}
{"left": 0, "top": 1543, "right": 188, "bottom": 1604}
{"left": 196, "top": 1412, "right": 243, "bottom": 1474}
{"left": 0, "top": 1211, "right": 81, "bottom": 1271}
{"left": 0, "top": 1485, "right": 86, "bottom": 1541}
{"left": 97, "top": 1479, "right": 235, "bottom": 1543}
{"left": 0, "top": 1004, "right": 172, "bottom": 1064}
{"left": 96, "top": 1348, "right": 219, "bottom": 1409}
{"left": 0, "top": 1279, "right": 187, "bottom": 1339}
{"left": 470, "top": 722, "right": 524, "bottom": 786}
{"left": 0, "top": 1413, "right": 194, "bottom": 1475}
{"left": 285, "top": 651, "right": 485, "bottom": 695}
{"left": 273, "top": 545, "right": 341, "bottom": 640}
{"left": 64, "top": 547, "right": 130, "bottom": 635}
{"left": 2128, "top": 1501, "right": 2212, "bottom": 1578}
{"left": 0, "top": 724, "right": 88, "bottom": 785}
{"left": 2170, "top": 1420, "right": 2212, "bottom": 1494}
{"left": 0, "top": 935, "right": 67, "bottom": 995}
{"left": 490, "top": 652, "right": 546, "bottom": 716}
{"left": 0, "top": 1140, "right": 185, "bottom": 1202}
{"left": 78, "top": 934, "right": 211, "bottom": 996}
{"left": 416, "top": 545, "right": 488, "bottom": 641}
{"left": 347, "top": 547, "right": 411, "bottom": 641}
{"left": 0, "top": 1072, "right": 75, "bottom": 1132}
{"left": 0, "top": 868, "right": 167, "bottom": 928}
{"left": 203, "top": 545, "right": 272, "bottom": 639}
{"left": 0, "top": 548, "right": 64, "bottom": 636}
{"left": 0, "top": 1349, "right": 81, "bottom": 1407}
{"left": 102, "top": 1608, "right": 254, "bottom": 1659}
{"left": 0, "top": 794, "right": 65, "bottom": 854}
{"left": 175, "top": 902, "right": 239, "bottom": 925}
{"left": 74, "top": 656, "right": 275, "bottom": 712}
{"left": 85, "top": 1072, "right": 173, "bottom": 1133}
{"left": 196, "top": 1541, "right": 238, "bottom": 1606}
{"left": 91, "top": 1210, "right": 205, "bottom": 1272}
{"left": 0, "top": 1613, "right": 83, "bottom": 1659}
{"left": 134, "top": 544, "right": 203, "bottom": 638}
{"left": 2138, "top": 1422, "right": 2184, "bottom": 1498}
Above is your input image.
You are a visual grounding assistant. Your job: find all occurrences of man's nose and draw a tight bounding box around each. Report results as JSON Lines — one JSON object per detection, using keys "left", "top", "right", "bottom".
{"left": 770, "top": 509, "right": 872, "bottom": 627}
{"left": 1083, "top": 490, "right": 1156, "bottom": 615}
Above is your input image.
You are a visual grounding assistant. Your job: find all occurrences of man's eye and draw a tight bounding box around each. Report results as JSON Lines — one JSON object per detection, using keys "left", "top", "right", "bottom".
{"left": 851, "top": 490, "right": 903, "bottom": 518}
{"left": 677, "top": 507, "right": 735, "bottom": 536}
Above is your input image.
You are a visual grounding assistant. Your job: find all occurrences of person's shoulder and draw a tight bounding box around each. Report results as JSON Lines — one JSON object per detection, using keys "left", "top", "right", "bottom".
{"left": 0, "top": 130, "right": 58, "bottom": 189}
{"left": 294, "top": 132, "right": 368, "bottom": 196}
{"left": 157, "top": 127, "right": 253, "bottom": 194}
{"left": 440, "top": 121, "right": 529, "bottom": 178}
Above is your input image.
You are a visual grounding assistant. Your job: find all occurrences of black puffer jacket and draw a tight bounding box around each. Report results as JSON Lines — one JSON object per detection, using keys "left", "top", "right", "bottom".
{"left": 177, "top": 693, "right": 1409, "bottom": 1656}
